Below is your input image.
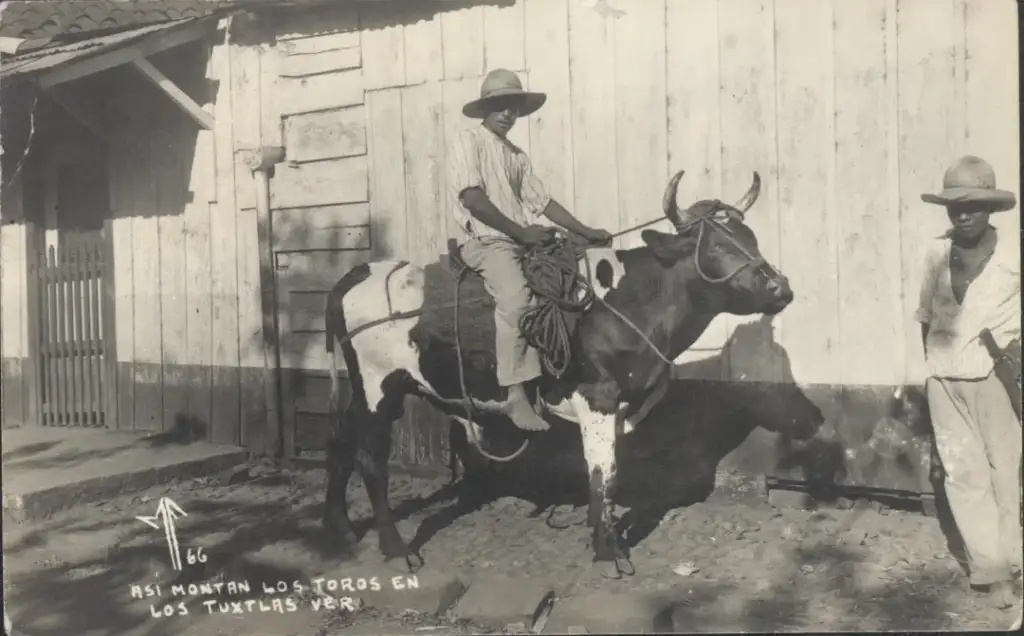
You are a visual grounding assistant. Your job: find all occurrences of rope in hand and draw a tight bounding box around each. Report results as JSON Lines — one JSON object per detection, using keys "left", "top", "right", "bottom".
{"left": 517, "top": 238, "right": 596, "bottom": 378}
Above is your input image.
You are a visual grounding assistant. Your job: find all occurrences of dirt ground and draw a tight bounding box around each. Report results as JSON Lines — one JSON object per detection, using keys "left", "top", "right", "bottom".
{"left": 3, "top": 465, "right": 1021, "bottom": 635}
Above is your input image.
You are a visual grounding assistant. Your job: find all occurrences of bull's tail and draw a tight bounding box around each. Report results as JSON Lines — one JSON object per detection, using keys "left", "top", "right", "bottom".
{"left": 326, "top": 296, "right": 342, "bottom": 415}
{"left": 324, "top": 263, "right": 373, "bottom": 416}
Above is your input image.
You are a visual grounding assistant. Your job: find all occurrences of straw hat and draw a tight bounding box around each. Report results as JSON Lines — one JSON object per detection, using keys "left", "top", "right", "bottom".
{"left": 462, "top": 69, "right": 547, "bottom": 119}
{"left": 920, "top": 155, "right": 1016, "bottom": 212}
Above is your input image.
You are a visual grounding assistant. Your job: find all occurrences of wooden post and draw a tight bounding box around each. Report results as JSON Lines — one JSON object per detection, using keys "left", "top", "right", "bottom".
{"left": 238, "top": 146, "right": 287, "bottom": 460}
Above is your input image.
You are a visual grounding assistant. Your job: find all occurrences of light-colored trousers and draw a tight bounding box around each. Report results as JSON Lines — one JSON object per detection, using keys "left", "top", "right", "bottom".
{"left": 927, "top": 371, "right": 1022, "bottom": 585}
{"left": 460, "top": 236, "right": 541, "bottom": 386}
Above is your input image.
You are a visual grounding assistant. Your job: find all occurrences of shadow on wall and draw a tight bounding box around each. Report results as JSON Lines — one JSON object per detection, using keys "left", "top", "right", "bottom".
{"left": 243, "top": 215, "right": 398, "bottom": 455}
{"left": 1, "top": 41, "right": 214, "bottom": 225}
{"left": 476, "top": 315, "right": 829, "bottom": 511}
{"left": 246, "top": 215, "right": 394, "bottom": 361}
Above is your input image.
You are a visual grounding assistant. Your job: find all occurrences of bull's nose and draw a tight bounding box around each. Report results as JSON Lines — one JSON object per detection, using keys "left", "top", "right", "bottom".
{"left": 769, "top": 279, "right": 789, "bottom": 298}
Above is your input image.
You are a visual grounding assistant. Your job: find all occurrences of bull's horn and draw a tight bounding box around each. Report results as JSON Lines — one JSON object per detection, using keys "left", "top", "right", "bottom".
{"left": 735, "top": 172, "right": 761, "bottom": 215}
{"left": 662, "top": 169, "right": 686, "bottom": 229}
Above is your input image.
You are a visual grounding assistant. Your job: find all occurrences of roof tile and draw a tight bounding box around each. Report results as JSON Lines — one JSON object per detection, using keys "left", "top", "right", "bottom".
{"left": 0, "top": 0, "right": 228, "bottom": 40}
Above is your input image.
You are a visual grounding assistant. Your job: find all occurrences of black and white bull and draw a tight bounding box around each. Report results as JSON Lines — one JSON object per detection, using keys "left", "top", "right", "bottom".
{"left": 322, "top": 170, "right": 797, "bottom": 578}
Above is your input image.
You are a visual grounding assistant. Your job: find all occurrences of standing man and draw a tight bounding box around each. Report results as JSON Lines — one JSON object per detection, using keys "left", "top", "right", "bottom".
{"left": 915, "top": 155, "right": 1022, "bottom": 608}
{"left": 446, "top": 68, "right": 612, "bottom": 432}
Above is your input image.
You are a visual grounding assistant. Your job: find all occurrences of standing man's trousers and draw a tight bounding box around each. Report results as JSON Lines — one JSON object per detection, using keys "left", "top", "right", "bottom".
{"left": 459, "top": 236, "right": 541, "bottom": 386}
{"left": 928, "top": 370, "right": 1022, "bottom": 585}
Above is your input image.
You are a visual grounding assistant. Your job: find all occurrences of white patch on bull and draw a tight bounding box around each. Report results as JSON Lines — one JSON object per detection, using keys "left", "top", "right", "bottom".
{"left": 539, "top": 397, "right": 579, "bottom": 423}
{"left": 343, "top": 261, "right": 436, "bottom": 412}
{"left": 570, "top": 391, "right": 618, "bottom": 507}
{"left": 582, "top": 247, "right": 624, "bottom": 301}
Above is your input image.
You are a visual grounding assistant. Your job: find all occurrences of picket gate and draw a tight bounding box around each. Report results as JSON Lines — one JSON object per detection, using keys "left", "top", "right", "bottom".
{"left": 35, "top": 243, "right": 109, "bottom": 426}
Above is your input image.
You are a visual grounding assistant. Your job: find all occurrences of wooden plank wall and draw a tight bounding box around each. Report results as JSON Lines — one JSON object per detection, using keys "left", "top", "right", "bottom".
{"left": 335, "top": 0, "right": 1018, "bottom": 394}
{"left": 102, "top": 34, "right": 258, "bottom": 448}
{"left": 263, "top": 0, "right": 1017, "bottom": 479}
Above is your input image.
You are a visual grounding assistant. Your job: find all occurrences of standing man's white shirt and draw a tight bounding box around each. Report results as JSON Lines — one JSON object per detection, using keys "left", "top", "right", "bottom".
{"left": 915, "top": 228, "right": 1021, "bottom": 380}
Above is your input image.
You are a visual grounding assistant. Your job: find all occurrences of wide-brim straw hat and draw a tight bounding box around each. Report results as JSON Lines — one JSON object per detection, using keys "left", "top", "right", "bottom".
{"left": 920, "top": 155, "right": 1017, "bottom": 212}
{"left": 462, "top": 68, "right": 547, "bottom": 119}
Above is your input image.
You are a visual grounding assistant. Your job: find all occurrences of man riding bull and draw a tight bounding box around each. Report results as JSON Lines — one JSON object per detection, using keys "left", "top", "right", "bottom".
{"left": 446, "top": 68, "right": 613, "bottom": 433}
{"left": 915, "top": 155, "right": 1022, "bottom": 609}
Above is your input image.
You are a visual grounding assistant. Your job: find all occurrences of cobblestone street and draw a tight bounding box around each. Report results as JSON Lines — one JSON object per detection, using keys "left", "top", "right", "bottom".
{"left": 3, "top": 466, "right": 1021, "bottom": 635}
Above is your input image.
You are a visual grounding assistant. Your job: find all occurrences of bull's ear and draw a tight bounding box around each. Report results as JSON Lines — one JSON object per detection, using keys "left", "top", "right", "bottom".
{"left": 641, "top": 229, "right": 690, "bottom": 264}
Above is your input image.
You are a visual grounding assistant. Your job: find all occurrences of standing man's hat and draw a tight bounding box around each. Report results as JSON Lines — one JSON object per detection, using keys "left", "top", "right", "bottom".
{"left": 462, "top": 68, "right": 547, "bottom": 119}
{"left": 920, "top": 155, "right": 1017, "bottom": 212}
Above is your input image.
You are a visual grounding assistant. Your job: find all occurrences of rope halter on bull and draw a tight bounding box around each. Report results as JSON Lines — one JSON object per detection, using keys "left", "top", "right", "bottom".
{"left": 516, "top": 169, "right": 767, "bottom": 378}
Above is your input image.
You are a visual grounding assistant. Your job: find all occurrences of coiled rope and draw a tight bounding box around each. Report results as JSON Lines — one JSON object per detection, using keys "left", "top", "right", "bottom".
{"left": 517, "top": 239, "right": 595, "bottom": 378}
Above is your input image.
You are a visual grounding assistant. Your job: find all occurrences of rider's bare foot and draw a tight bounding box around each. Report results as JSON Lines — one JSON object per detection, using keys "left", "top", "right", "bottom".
{"left": 505, "top": 384, "right": 550, "bottom": 432}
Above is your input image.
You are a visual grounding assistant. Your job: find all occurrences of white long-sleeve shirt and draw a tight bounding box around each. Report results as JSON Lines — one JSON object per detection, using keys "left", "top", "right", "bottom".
{"left": 914, "top": 227, "right": 1021, "bottom": 380}
{"left": 446, "top": 124, "right": 552, "bottom": 240}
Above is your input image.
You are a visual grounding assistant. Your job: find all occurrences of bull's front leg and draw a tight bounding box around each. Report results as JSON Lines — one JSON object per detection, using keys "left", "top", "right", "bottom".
{"left": 571, "top": 385, "right": 635, "bottom": 579}
{"left": 619, "top": 375, "right": 670, "bottom": 435}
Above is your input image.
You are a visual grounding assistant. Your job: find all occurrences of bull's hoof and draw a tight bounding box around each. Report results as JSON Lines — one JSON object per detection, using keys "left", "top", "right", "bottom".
{"left": 323, "top": 516, "right": 360, "bottom": 546}
{"left": 405, "top": 553, "right": 425, "bottom": 573}
{"left": 593, "top": 556, "right": 634, "bottom": 580}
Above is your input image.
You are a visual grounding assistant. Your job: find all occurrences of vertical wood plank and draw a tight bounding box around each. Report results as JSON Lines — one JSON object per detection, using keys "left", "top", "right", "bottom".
{"left": 567, "top": 1, "right": 619, "bottom": 236}
{"left": 45, "top": 249, "right": 59, "bottom": 424}
{"left": 55, "top": 247, "right": 69, "bottom": 424}
{"left": 834, "top": 0, "right": 904, "bottom": 387}
{"left": 108, "top": 145, "right": 133, "bottom": 429}
{"left": 72, "top": 247, "right": 85, "bottom": 421}
{"left": 665, "top": 0, "right": 727, "bottom": 372}
{"left": 0, "top": 181, "right": 27, "bottom": 421}
{"left": 484, "top": 0, "right": 525, "bottom": 72}
{"left": 89, "top": 246, "right": 103, "bottom": 424}
{"left": 158, "top": 124, "right": 189, "bottom": 432}
{"left": 21, "top": 176, "right": 42, "bottom": 427}
{"left": 525, "top": 0, "right": 574, "bottom": 209}
{"left": 132, "top": 139, "right": 163, "bottom": 432}
{"left": 24, "top": 222, "right": 43, "bottom": 426}
{"left": 71, "top": 246, "right": 85, "bottom": 423}
{"left": 717, "top": 0, "right": 782, "bottom": 384}
{"left": 896, "top": 0, "right": 960, "bottom": 385}
{"left": 232, "top": 41, "right": 269, "bottom": 454}
{"left": 441, "top": 6, "right": 485, "bottom": 79}
{"left": 401, "top": 82, "right": 446, "bottom": 266}
{"left": 403, "top": 13, "right": 443, "bottom": 85}
{"left": 366, "top": 88, "right": 409, "bottom": 259}
{"left": 210, "top": 40, "right": 242, "bottom": 445}
{"left": 950, "top": 0, "right": 968, "bottom": 160}
{"left": 82, "top": 247, "right": 94, "bottom": 422}
{"left": 361, "top": 4, "right": 406, "bottom": 90}
{"left": 964, "top": 0, "right": 1020, "bottom": 236}
{"left": 259, "top": 43, "right": 283, "bottom": 149}
{"left": 185, "top": 127, "right": 215, "bottom": 439}
{"left": 0, "top": 206, "right": 23, "bottom": 361}
{"left": 773, "top": 0, "right": 841, "bottom": 385}
{"left": 613, "top": 0, "right": 666, "bottom": 251}
{"left": 441, "top": 76, "right": 481, "bottom": 243}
